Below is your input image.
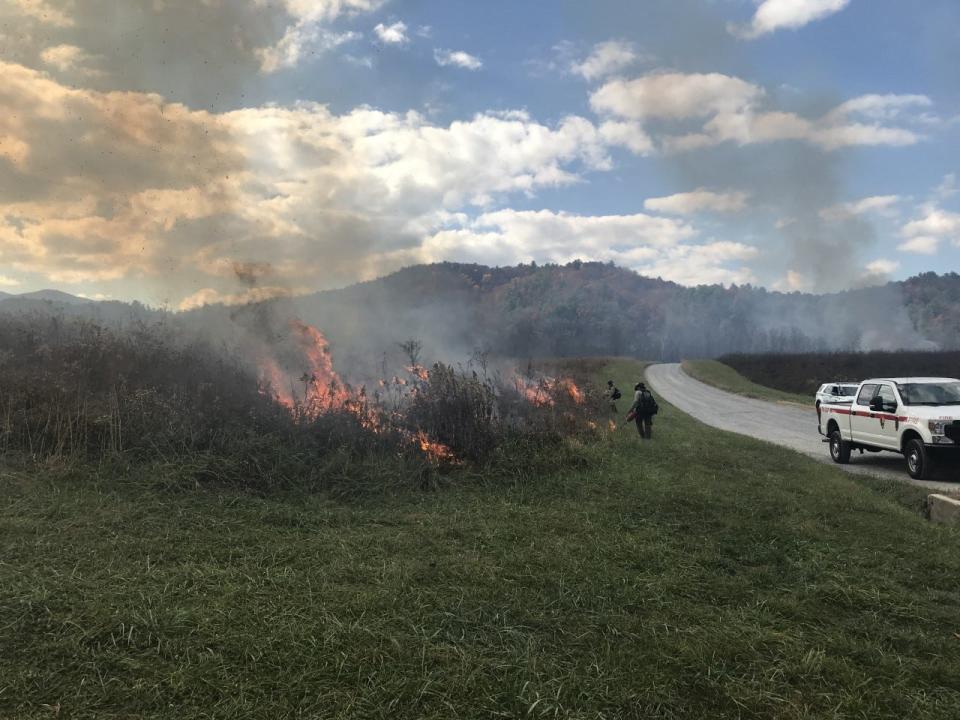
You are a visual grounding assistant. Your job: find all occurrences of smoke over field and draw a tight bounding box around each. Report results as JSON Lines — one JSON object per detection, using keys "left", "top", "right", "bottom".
{"left": 0, "top": 304, "right": 610, "bottom": 490}
{"left": 2, "top": 259, "right": 957, "bottom": 487}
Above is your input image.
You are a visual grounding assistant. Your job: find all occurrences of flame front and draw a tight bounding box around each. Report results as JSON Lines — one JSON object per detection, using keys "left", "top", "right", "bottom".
{"left": 291, "top": 319, "right": 351, "bottom": 415}
{"left": 258, "top": 320, "right": 456, "bottom": 463}
{"left": 514, "top": 375, "right": 585, "bottom": 407}
{"left": 416, "top": 430, "right": 457, "bottom": 463}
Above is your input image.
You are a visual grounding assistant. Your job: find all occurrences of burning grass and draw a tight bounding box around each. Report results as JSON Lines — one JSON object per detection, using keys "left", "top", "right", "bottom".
{"left": 0, "top": 314, "right": 608, "bottom": 490}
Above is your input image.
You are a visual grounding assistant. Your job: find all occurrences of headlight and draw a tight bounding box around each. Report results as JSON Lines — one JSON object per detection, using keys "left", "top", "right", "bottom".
{"left": 929, "top": 421, "right": 947, "bottom": 435}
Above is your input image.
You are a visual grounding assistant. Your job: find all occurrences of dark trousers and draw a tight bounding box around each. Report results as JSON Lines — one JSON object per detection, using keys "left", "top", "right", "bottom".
{"left": 635, "top": 414, "right": 653, "bottom": 439}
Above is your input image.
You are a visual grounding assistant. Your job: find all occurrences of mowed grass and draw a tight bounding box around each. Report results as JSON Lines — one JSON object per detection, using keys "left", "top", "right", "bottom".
{"left": 683, "top": 359, "right": 811, "bottom": 406}
{"left": 2, "top": 359, "right": 959, "bottom": 719}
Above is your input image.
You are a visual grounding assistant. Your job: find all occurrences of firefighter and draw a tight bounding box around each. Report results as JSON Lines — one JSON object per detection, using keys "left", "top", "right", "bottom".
{"left": 629, "top": 382, "right": 659, "bottom": 439}
{"left": 606, "top": 379, "right": 622, "bottom": 413}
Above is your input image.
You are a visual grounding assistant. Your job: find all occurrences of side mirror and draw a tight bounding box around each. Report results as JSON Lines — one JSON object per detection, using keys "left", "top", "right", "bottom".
{"left": 869, "top": 397, "right": 884, "bottom": 412}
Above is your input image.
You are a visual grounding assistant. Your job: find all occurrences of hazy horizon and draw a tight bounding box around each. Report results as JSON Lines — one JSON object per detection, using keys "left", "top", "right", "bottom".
{"left": 4, "top": 260, "right": 959, "bottom": 312}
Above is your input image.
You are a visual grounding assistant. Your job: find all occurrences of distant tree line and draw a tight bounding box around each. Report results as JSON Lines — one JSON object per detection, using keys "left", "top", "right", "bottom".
{"left": 4, "top": 262, "right": 959, "bottom": 371}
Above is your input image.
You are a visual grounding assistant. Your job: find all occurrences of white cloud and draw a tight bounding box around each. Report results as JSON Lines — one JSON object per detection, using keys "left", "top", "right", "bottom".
{"left": 256, "top": 0, "right": 383, "bottom": 73}
{"left": 258, "top": 28, "right": 361, "bottom": 73}
{"left": 896, "top": 176, "right": 960, "bottom": 255}
{"left": 227, "top": 106, "right": 612, "bottom": 217}
{"left": 591, "top": 71, "right": 930, "bottom": 153}
{"left": 598, "top": 121, "right": 655, "bottom": 156}
{"left": 0, "top": 58, "right": 629, "bottom": 295}
{"left": 434, "top": 49, "right": 483, "bottom": 70}
{"left": 0, "top": 274, "right": 21, "bottom": 287}
{"left": 644, "top": 189, "right": 749, "bottom": 215}
{"left": 809, "top": 122, "right": 920, "bottom": 150}
{"left": 40, "top": 44, "right": 100, "bottom": 75}
{"left": 373, "top": 21, "right": 409, "bottom": 45}
{"left": 591, "top": 72, "right": 763, "bottom": 121}
{"left": 571, "top": 40, "right": 641, "bottom": 81}
{"left": 828, "top": 94, "right": 933, "bottom": 122}
{"left": 642, "top": 241, "right": 759, "bottom": 286}
{"left": 897, "top": 236, "right": 940, "bottom": 255}
{"left": 732, "top": 0, "right": 851, "bottom": 39}
{"left": 0, "top": 60, "right": 243, "bottom": 285}
{"left": 272, "top": 0, "right": 386, "bottom": 24}
{"left": 383, "top": 209, "right": 757, "bottom": 286}
{"left": 865, "top": 258, "right": 900, "bottom": 275}
{"left": 901, "top": 207, "right": 960, "bottom": 240}
{"left": 820, "top": 195, "right": 900, "bottom": 221}
{"left": 8, "top": 0, "right": 73, "bottom": 26}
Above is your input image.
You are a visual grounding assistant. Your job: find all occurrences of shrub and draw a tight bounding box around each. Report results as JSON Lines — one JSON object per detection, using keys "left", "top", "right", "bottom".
{"left": 0, "top": 314, "right": 606, "bottom": 491}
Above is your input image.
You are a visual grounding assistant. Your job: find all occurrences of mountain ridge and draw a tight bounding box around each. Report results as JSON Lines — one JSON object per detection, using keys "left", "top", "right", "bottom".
{"left": 3, "top": 264, "right": 959, "bottom": 373}
{"left": 0, "top": 289, "right": 92, "bottom": 304}
{"left": 287, "top": 262, "right": 960, "bottom": 367}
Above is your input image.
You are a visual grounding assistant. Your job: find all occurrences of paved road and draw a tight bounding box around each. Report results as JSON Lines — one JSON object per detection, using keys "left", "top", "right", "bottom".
{"left": 645, "top": 363, "right": 960, "bottom": 493}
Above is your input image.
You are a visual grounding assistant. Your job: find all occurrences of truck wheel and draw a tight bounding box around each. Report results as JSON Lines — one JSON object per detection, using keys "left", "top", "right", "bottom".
{"left": 829, "top": 430, "right": 851, "bottom": 464}
{"left": 905, "top": 439, "right": 934, "bottom": 480}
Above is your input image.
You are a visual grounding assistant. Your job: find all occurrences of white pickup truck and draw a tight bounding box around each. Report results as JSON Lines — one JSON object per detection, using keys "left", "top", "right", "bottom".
{"left": 819, "top": 377, "right": 960, "bottom": 480}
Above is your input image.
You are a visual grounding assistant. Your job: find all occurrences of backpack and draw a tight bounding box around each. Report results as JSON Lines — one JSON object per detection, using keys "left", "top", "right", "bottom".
{"left": 611, "top": 387, "right": 622, "bottom": 401}
{"left": 640, "top": 390, "right": 658, "bottom": 415}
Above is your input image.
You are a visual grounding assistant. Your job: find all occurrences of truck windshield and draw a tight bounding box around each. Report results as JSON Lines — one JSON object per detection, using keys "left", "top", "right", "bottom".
{"left": 898, "top": 382, "right": 960, "bottom": 406}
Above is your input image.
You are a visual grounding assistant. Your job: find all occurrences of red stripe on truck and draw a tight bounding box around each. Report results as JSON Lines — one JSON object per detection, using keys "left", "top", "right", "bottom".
{"left": 823, "top": 407, "right": 907, "bottom": 422}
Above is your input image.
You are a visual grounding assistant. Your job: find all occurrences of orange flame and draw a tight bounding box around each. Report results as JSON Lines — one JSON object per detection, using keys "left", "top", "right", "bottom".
{"left": 258, "top": 357, "right": 295, "bottom": 410}
{"left": 291, "top": 319, "right": 351, "bottom": 416}
{"left": 514, "top": 376, "right": 554, "bottom": 407}
{"left": 514, "top": 375, "right": 585, "bottom": 407}
{"left": 407, "top": 365, "right": 430, "bottom": 382}
{"left": 257, "top": 320, "right": 456, "bottom": 463}
{"left": 557, "top": 378, "right": 585, "bottom": 405}
{"left": 415, "top": 430, "right": 458, "bottom": 463}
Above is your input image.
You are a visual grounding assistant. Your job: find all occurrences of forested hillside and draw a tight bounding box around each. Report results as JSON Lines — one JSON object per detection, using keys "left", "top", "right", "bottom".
{"left": 5, "top": 264, "right": 960, "bottom": 376}
{"left": 287, "top": 263, "right": 959, "bottom": 369}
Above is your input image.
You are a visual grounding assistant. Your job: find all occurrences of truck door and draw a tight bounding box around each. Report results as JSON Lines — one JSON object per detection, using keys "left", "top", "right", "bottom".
{"left": 873, "top": 383, "right": 902, "bottom": 450}
{"left": 851, "top": 383, "right": 880, "bottom": 445}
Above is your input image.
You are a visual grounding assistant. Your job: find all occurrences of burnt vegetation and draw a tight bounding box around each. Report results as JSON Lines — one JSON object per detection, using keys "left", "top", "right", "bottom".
{"left": 0, "top": 314, "right": 608, "bottom": 491}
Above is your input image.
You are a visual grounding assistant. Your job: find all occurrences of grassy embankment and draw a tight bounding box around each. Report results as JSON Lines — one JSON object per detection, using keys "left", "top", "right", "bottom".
{"left": 720, "top": 351, "right": 960, "bottom": 396}
{"left": 3, "top": 358, "right": 960, "bottom": 719}
{"left": 682, "top": 359, "right": 811, "bottom": 406}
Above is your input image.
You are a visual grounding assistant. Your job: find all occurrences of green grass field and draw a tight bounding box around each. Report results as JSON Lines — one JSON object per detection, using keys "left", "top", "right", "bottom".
{"left": 3, "top": 359, "right": 959, "bottom": 719}
{"left": 683, "top": 359, "right": 811, "bottom": 406}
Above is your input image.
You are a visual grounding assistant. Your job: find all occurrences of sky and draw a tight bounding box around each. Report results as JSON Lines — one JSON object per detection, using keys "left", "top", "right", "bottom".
{"left": 0, "top": 0, "right": 958, "bottom": 308}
